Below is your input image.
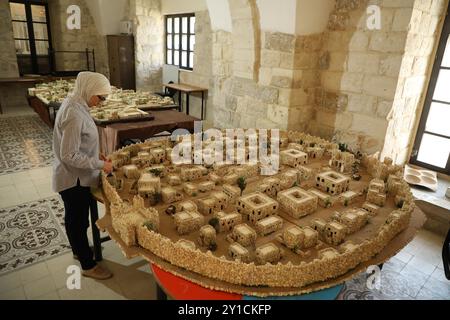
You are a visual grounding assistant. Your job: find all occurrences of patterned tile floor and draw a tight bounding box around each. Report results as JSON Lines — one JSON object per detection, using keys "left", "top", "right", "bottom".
{"left": 0, "top": 110, "right": 448, "bottom": 300}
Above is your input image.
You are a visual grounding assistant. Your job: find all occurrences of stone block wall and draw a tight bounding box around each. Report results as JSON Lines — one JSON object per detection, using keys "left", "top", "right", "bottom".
{"left": 48, "top": 0, "right": 109, "bottom": 77}
{"left": 0, "top": 1, "right": 19, "bottom": 78}
{"left": 128, "top": 0, "right": 164, "bottom": 92}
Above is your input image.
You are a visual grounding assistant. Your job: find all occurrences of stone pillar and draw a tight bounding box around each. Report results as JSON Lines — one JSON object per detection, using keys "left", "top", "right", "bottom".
{"left": 0, "top": 1, "right": 19, "bottom": 78}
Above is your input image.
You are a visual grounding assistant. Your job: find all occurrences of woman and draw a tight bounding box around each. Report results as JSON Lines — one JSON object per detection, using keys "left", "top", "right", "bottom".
{"left": 53, "top": 72, "right": 113, "bottom": 280}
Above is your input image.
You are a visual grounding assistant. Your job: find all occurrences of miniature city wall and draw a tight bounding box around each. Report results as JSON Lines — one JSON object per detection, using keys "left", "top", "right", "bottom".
{"left": 98, "top": 130, "right": 419, "bottom": 293}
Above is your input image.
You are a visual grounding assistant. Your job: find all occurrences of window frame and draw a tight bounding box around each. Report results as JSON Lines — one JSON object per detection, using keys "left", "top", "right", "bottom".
{"left": 9, "top": 0, "right": 53, "bottom": 75}
{"left": 165, "top": 13, "right": 195, "bottom": 71}
{"left": 410, "top": 4, "right": 450, "bottom": 175}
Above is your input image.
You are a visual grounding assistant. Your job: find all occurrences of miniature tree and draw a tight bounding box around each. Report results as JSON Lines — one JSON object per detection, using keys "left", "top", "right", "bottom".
{"left": 237, "top": 177, "right": 247, "bottom": 196}
{"left": 344, "top": 199, "right": 349, "bottom": 207}
{"left": 149, "top": 168, "right": 162, "bottom": 177}
{"left": 165, "top": 205, "right": 176, "bottom": 216}
{"left": 208, "top": 217, "right": 220, "bottom": 232}
{"left": 143, "top": 221, "right": 156, "bottom": 232}
{"left": 208, "top": 242, "right": 218, "bottom": 252}
{"left": 325, "top": 197, "right": 332, "bottom": 208}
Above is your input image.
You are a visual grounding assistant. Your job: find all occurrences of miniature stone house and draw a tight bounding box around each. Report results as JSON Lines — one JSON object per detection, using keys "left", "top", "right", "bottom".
{"left": 228, "top": 243, "right": 251, "bottom": 263}
{"left": 223, "top": 173, "right": 239, "bottom": 185}
{"left": 315, "top": 171, "right": 350, "bottom": 196}
{"left": 174, "top": 211, "right": 204, "bottom": 235}
{"left": 222, "top": 184, "right": 241, "bottom": 204}
{"left": 318, "top": 248, "right": 339, "bottom": 260}
{"left": 280, "top": 149, "right": 308, "bottom": 168}
{"left": 229, "top": 223, "right": 257, "bottom": 247}
{"left": 209, "top": 173, "right": 222, "bottom": 185}
{"left": 387, "top": 175, "right": 402, "bottom": 194}
{"left": 198, "top": 225, "right": 217, "bottom": 247}
{"left": 367, "top": 179, "right": 387, "bottom": 207}
{"left": 255, "top": 243, "right": 283, "bottom": 265}
{"left": 278, "top": 187, "right": 318, "bottom": 218}
{"left": 148, "top": 165, "right": 166, "bottom": 177}
{"left": 176, "top": 200, "right": 198, "bottom": 212}
{"left": 183, "top": 183, "right": 198, "bottom": 197}
{"left": 112, "top": 151, "right": 131, "bottom": 169}
{"left": 339, "top": 190, "right": 359, "bottom": 206}
{"left": 323, "top": 221, "right": 347, "bottom": 246}
{"left": 137, "top": 152, "right": 152, "bottom": 167}
{"left": 282, "top": 226, "right": 305, "bottom": 249}
{"left": 362, "top": 202, "right": 380, "bottom": 216}
{"left": 287, "top": 143, "right": 304, "bottom": 152}
{"left": 340, "top": 209, "right": 369, "bottom": 234}
{"left": 215, "top": 211, "right": 243, "bottom": 232}
{"left": 311, "top": 218, "right": 327, "bottom": 234}
{"left": 306, "top": 146, "right": 324, "bottom": 159}
{"left": 150, "top": 148, "right": 166, "bottom": 164}
{"left": 181, "top": 166, "right": 204, "bottom": 182}
{"left": 303, "top": 227, "right": 319, "bottom": 249}
{"left": 237, "top": 192, "right": 279, "bottom": 224}
{"left": 280, "top": 170, "right": 298, "bottom": 189}
{"left": 259, "top": 177, "right": 281, "bottom": 197}
{"left": 211, "top": 191, "right": 229, "bottom": 211}
{"left": 330, "top": 150, "right": 355, "bottom": 174}
{"left": 123, "top": 164, "right": 141, "bottom": 179}
{"left": 197, "top": 197, "right": 218, "bottom": 215}
{"left": 255, "top": 215, "right": 284, "bottom": 236}
{"left": 138, "top": 173, "right": 161, "bottom": 198}
{"left": 198, "top": 181, "right": 216, "bottom": 193}
{"left": 167, "top": 175, "right": 182, "bottom": 186}
{"left": 161, "top": 186, "right": 183, "bottom": 204}
{"left": 297, "top": 165, "right": 313, "bottom": 180}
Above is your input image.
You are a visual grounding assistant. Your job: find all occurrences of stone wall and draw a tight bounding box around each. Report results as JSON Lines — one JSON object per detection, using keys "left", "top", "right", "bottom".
{"left": 0, "top": 1, "right": 19, "bottom": 78}
{"left": 179, "top": 10, "right": 213, "bottom": 124}
{"left": 382, "top": 0, "right": 448, "bottom": 164}
{"left": 128, "top": 0, "right": 164, "bottom": 92}
{"left": 48, "top": 0, "right": 109, "bottom": 77}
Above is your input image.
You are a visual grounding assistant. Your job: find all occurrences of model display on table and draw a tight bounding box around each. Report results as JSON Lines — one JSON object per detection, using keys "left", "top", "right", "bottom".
{"left": 100, "top": 130, "right": 415, "bottom": 291}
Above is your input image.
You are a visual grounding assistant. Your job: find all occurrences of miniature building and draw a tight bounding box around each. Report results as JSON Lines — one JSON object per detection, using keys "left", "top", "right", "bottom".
{"left": 306, "top": 146, "right": 324, "bottom": 159}
{"left": 311, "top": 218, "right": 327, "bottom": 234}
{"left": 280, "top": 149, "right": 308, "bottom": 168}
{"left": 255, "top": 216, "right": 283, "bottom": 236}
{"left": 230, "top": 224, "right": 257, "bottom": 247}
{"left": 308, "top": 189, "right": 333, "bottom": 208}
{"left": 150, "top": 148, "right": 166, "bottom": 164}
{"left": 297, "top": 165, "right": 313, "bottom": 180}
{"left": 198, "top": 181, "right": 216, "bottom": 193}
{"left": 282, "top": 226, "right": 305, "bottom": 249}
{"left": 137, "top": 151, "right": 152, "bottom": 166}
{"left": 223, "top": 173, "right": 239, "bottom": 185}
{"left": 255, "top": 243, "right": 283, "bottom": 265}
{"left": 330, "top": 150, "right": 355, "bottom": 173}
{"left": 340, "top": 209, "right": 369, "bottom": 234}
{"left": 138, "top": 173, "right": 161, "bottom": 197}
{"left": 148, "top": 165, "right": 166, "bottom": 177}
{"left": 278, "top": 187, "right": 318, "bottom": 218}
{"left": 303, "top": 227, "right": 319, "bottom": 248}
{"left": 176, "top": 200, "right": 198, "bottom": 212}
{"left": 183, "top": 183, "right": 198, "bottom": 197}
{"left": 367, "top": 179, "right": 386, "bottom": 207}
{"left": 339, "top": 190, "right": 359, "bottom": 206}
{"left": 287, "top": 143, "right": 304, "bottom": 152}
{"left": 222, "top": 184, "right": 241, "bottom": 204}
{"left": 174, "top": 211, "right": 204, "bottom": 235}
{"left": 167, "top": 175, "right": 182, "bottom": 186}
{"left": 259, "top": 177, "right": 281, "bottom": 197}
{"left": 280, "top": 170, "right": 298, "bottom": 189}
{"left": 123, "top": 164, "right": 141, "bottom": 179}
{"left": 197, "top": 197, "right": 218, "bottom": 215}
{"left": 362, "top": 202, "right": 380, "bottom": 216}
{"left": 209, "top": 173, "right": 222, "bottom": 185}
{"left": 161, "top": 187, "right": 183, "bottom": 204}
{"left": 198, "top": 225, "right": 217, "bottom": 247}
{"left": 318, "top": 248, "right": 339, "bottom": 260}
{"left": 215, "top": 211, "right": 243, "bottom": 232}
{"left": 181, "top": 166, "right": 204, "bottom": 181}
{"left": 323, "top": 221, "right": 347, "bottom": 245}
{"left": 387, "top": 175, "right": 402, "bottom": 194}
{"left": 112, "top": 151, "right": 130, "bottom": 168}
{"left": 229, "top": 243, "right": 251, "bottom": 263}
{"left": 315, "top": 171, "right": 350, "bottom": 195}
{"left": 211, "top": 191, "right": 229, "bottom": 210}
{"left": 237, "top": 192, "right": 279, "bottom": 224}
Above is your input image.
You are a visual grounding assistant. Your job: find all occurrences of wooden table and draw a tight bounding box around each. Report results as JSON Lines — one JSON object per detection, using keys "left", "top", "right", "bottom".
{"left": 164, "top": 83, "right": 208, "bottom": 120}
{"left": 98, "top": 110, "right": 199, "bottom": 155}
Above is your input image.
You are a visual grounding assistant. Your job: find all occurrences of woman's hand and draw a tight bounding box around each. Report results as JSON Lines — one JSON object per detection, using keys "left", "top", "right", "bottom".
{"left": 103, "top": 161, "right": 113, "bottom": 174}
{"left": 100, "top": 153, "right": 108, "bottom": 161}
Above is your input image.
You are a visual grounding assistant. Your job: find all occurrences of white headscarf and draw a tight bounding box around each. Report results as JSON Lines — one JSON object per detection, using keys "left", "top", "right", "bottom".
{"left": 71, "top": 71, "right": 111, "bottom": 103}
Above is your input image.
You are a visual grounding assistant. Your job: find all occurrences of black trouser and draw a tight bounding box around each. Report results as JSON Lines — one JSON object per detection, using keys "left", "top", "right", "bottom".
{"left": 60, "top": 181, "right": 96, "bottom": 271}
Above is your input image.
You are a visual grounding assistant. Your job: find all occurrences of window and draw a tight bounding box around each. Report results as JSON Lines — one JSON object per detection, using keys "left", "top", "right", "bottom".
{"left": 410, "top": 4, "right": 450, "bottom": 174}
{"left": 9, "top": 0, "right": 52, "bottom": 75}
{"left": 165, "top": 13, "right": 195, "bottom": 70}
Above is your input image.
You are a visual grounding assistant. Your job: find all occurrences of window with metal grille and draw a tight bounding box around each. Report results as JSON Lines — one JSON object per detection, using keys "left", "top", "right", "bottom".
{"left": 410, "top": 4, "right": 450, "bottom": 174}
{"left": 165, "top": 13, "right": 195, "bottom": 70}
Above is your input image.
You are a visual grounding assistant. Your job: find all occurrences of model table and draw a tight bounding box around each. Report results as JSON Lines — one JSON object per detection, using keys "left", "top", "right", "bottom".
{"left": 164, "top": 83, "right": 208, "bottom": 120}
